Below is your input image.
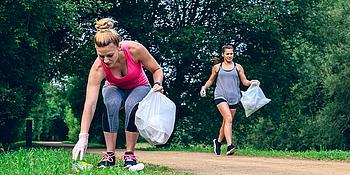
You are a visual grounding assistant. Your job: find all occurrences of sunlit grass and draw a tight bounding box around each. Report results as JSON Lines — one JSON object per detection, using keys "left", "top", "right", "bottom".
{"left": 0, "top": 148, "right": 190, "bottom": 175}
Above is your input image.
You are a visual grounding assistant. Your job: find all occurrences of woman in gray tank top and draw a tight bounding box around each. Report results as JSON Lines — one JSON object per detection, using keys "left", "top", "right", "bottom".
{"left": 200, "top": 45, "right": 259, "bottom": 155}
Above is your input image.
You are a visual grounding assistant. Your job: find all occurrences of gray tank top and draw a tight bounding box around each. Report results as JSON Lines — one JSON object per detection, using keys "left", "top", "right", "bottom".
{"left": 214, "top": 63, "right": 241, "bottom": 105}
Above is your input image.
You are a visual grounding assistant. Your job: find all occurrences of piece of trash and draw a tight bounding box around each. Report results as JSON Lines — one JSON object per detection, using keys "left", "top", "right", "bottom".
{"left": 72, "top": 161, "right": 93, "bottom": 172}
{"left": 128, "top": 163, "right": 145, "bottom": 171}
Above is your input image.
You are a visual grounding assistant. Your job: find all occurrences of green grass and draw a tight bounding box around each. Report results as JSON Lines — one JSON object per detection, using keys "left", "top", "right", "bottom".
{"left": 0, "top": 148, "right": 190, "bottom": 175}
{"left": 137, "top": 143, "right": 350, "bottom": 161}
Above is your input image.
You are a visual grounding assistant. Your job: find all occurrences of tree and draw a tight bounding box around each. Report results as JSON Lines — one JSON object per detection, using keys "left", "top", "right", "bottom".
{"left": 0, "top": 0, "right": 111, "bottom": 146}
{"left": 102, "top": 0, "right": 312, "bottom": 145}
{"left": 267, "top": 0, "right": 350, "bottom": 150}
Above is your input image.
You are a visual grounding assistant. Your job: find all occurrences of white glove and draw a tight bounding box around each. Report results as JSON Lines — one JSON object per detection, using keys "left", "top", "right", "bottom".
{"left": 250, "top": 80, "right": 260, "bottom": 87}
{"left": 200, "top": 86, "right": 206, "bottom": 97}
{"left": 72, "top": 133, "right": 89, "bottom": 160}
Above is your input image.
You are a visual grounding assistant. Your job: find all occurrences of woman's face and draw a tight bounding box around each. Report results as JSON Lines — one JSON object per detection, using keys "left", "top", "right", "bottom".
{"left": 95, "top": 43, "right": 120, "bottom": 68}
{"left": 222, "top": 49, "right": 234, "bottom": 63}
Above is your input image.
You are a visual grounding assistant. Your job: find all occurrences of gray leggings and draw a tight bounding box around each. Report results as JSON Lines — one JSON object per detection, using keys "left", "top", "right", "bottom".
{"left": 102, "top": 84, "right": 151, "bottom": 133}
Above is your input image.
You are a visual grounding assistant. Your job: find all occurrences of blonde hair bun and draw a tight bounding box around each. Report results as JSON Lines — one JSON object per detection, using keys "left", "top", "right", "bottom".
{"left": 95, "top": 18, "right": 115, "bottom": 32}
{"left": 94, "top": 18, "right": 120, "bottom": 47}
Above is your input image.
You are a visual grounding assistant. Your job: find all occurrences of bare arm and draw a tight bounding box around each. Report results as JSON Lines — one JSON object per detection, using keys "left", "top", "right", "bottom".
{"left": 80, "top": 59, "right": 105, "bottom": 133}
{"left": 202, "top": 64, "right": 220, "bottom": 89}
{"left": 236, "top": 64, "right": 252, "bottom": 86}
{"left": 130, "top": 42, "right": 163, "bottom": 84}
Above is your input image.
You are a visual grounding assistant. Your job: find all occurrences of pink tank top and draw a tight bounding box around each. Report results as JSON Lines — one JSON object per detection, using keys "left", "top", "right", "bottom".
{"left": 101, "top": 44, "right": 149, "bottom": 89}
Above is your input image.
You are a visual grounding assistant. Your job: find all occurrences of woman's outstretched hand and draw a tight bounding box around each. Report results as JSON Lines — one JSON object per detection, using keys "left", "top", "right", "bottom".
{"left": 72, "top": 133, "right": 89, "bottom": 160}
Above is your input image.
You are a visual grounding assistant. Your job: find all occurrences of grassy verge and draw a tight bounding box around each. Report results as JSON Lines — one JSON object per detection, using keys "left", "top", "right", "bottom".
{"left": 0, "top": 148, "right": 190, "bottom": 175}
{"left": 137, "top": 143, "right": 350, "bottom": 161}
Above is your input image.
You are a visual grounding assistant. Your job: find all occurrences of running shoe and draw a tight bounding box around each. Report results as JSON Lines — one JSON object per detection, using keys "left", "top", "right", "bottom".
{"left": 123, "top": 151, "right": 137, "bottom": 168}
{"left": 213, "top": 139, "right": 222, "bottom": 155}
{"left": 226, "top": 144, "right": 238, "bottom": 155}
{"left": 97, "top": 152, "right": 115, "bottom": 168}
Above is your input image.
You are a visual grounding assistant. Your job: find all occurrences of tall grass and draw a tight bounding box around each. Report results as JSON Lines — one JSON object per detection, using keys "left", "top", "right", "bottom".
{"left": 0, "top": 148, "right": 189, "bottom": 175}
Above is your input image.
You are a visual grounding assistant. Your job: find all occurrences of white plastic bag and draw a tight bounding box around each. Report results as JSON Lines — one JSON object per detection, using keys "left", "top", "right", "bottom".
{"left": 135, "top": 89, "right": 176, "bottom": 145}
{"left": 240, "top": 83, "right": 271, "bottom": 117}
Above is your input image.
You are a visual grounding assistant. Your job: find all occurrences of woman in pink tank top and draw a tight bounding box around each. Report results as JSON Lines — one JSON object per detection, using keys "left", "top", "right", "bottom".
{"left": 72, "top": 18, "right": 164, "bottom": 168}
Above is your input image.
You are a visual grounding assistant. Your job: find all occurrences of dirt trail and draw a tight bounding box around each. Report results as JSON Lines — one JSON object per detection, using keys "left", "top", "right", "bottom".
{"left": 89, "top": 148, "right": 350, "bottom": 175}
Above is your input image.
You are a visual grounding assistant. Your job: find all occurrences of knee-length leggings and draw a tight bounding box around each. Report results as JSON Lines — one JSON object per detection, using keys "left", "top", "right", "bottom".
{"left": 102, "top": 84, "right": 151, "bottom": 133}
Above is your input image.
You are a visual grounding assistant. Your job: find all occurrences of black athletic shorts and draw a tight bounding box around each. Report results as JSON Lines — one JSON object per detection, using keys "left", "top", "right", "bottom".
{"left": 214, "top": 99, "right": 238, "bottom": 109}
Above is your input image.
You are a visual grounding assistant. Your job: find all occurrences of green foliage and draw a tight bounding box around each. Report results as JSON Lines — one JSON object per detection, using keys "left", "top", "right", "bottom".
{"left": 64, "top": 105, "right": 79, "bottom": 142}
{"left": 0, "top": 0, "right": 72, "bottom": 145}
{"left": 61, "top": 0, "right": 349, "bottom": 150}
{"left": 264, "top": 0, "right": 350, "bottom": 150}
{"left": 0, "top": 0, "right": 112, "bottom": 145}
{"left": 141, "top": 0, "right": 305, "bottom": 146}
{"left": 2, "top": 0, "right": 349, "bottom": 151}
{"left": 0, "top": 87, "right": 26, "bottom": 145}
{"left": 28, "top": 82, "right": 69, "bottom": 141}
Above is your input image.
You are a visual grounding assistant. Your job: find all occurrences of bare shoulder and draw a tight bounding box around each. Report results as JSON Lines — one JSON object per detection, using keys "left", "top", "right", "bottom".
{"left": 90, "top": 58, "right": 105, "bottom": 76}
{"left": 236, "top": 63, "right": 244, "bottom": 72}
{"left": 121, "top": 41, "right": 144, "bottom": 54}
{"left": 213, "top": 63, "right": 221, "bottom": 72}
{"left": 91, "top": 58, "right": 102, "bottom": 70}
